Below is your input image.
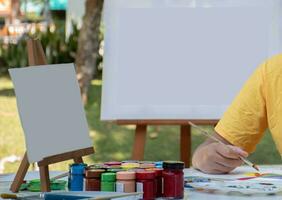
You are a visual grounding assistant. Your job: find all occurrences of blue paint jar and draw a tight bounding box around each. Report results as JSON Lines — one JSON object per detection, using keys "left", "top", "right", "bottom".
{"left": 68, "top": 163, "right": 87, "bottom": 191}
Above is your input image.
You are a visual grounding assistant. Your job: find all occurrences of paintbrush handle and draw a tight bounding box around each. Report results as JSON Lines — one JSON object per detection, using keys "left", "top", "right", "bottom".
{"left": 0, "top": 193, "right": 18, "bottom": 199}
{"left": 50, "top": 172, "right": 69, "bottom": 180}
{"left": 91, "top": 192, "right": 143, "bottom": 200}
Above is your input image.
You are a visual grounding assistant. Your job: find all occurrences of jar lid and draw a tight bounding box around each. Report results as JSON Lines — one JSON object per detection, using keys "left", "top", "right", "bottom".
{"left": 130, "top": 168, "right": 145, "bottom": 173}
{"left": 139, "top": 163, "right": 155, "bottom": 169}
{"left": 122, "top": 160, "right": 139, "bottom": 163}
{"left": 116, "top": 171, "right": 136, "bottom": 180}
{"left": 136, "top": 171, "right": 155, "bottom": 180}
{"left": 139, "top": 161, "right": 154, "bottom": 164}
{"left": 85, "top": 169, "right": 105, "bottom": 178}
{"left": 121, "top": 162, "right": 140, "bottom": 169}
{"left": 107, "top": 168, "right": 124, "bottom": 173}
{"left": 88, "top": 163, "right": 107, "bottom": 169}
{"left": 70, "top": 163, "right": 87, "bottom": 174}
{"left": 101, "top": 172, "right": 116, "bottom": 182}
{"left": 104, "top": 161, "right": 122, "bottom": 166}
{"left": 146, "top": 168, "right": 163, "bottom": 177}
{"left": 163, "top": 161, "right": 184, "bottom": 170}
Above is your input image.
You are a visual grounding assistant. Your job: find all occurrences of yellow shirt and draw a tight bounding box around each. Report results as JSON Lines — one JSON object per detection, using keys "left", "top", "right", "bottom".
{"left": 215, "top": 54, "right": 282, "bottom": 154}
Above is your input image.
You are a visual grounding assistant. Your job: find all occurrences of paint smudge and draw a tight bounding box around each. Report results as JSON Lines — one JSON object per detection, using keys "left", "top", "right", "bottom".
{"left": 238, "top": 173, "right": 282, "bottom": 180}
{"left": 185, "top": 174, "right": 282, "bottom": 196}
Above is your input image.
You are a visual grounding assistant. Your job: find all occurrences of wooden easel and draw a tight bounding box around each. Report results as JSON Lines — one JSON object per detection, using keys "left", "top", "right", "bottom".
{"left": 10, "top": 39, "right": 95, "bottom": 193}
{"left": 117, "top": 119, "right": 218, "bottom": 167}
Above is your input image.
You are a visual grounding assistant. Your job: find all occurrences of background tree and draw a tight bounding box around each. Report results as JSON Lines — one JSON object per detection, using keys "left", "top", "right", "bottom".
{"left": 75, "top": 0, "right": 104, "bottom": 104}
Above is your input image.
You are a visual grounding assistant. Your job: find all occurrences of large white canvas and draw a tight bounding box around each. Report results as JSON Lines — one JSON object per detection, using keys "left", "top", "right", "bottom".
{"left": 9, "top": 63, "right": 92, "bottom": 163}
{"left": 101, "top": 0, "right": 282, "bottom": 120}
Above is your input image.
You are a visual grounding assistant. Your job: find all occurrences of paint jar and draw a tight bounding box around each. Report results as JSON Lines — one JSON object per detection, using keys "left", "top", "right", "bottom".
{"left": 152, "top": 168, "right": 163, "bottom": 197}
{"left": 116, "top": 171, "right": 136, "bottom": 193}
{"left": 68, "top": 163, "right": 87, "bottom": 191}
{"left": 101, "top": 172, "right": 116, "bottom": 191}
{"left": 136, "top": 171, "right": 156, "bottom": 200}
{"left": 163, "top": 161, "right": 184, "bottom": 199}
{"left": 84, "top": 168, "right": 105, "bottom": 191}
{"left": 121, "top": 162, "right": 140, "bottom": 170}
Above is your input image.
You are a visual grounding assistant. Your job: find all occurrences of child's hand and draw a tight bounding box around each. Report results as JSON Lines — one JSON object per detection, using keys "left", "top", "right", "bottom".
{"left": 192, "top": 140, "right": 248, "bottom": 174}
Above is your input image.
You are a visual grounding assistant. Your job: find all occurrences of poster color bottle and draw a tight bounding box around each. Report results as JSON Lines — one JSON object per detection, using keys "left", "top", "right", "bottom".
{"left": 116, "top": 171, "right": 136, "bottom": 193}
{"left": 163, "top": 161, "right": 184, "bottom": 199}
{"left": 153, "top": 168, "right": 163, "bottom": 197}
{"left": 101, "top": 172, "right": 116, "bottom": 191}
{"left": 84, "top": 168, "right": 105, "bottom": 191}
{"left": 68, "top": 163, "right": 87, "bottom": 191}
{"left": 136, "top": 171, "right": 156, "bottom": 200}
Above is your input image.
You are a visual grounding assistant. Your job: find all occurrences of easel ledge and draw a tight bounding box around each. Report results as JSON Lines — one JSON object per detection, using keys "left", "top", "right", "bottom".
{"left": 116, "top": 119, "right": 218, "bottom": 125}
{"left": 115, "top": 119, "right": 219, "bottom": 167}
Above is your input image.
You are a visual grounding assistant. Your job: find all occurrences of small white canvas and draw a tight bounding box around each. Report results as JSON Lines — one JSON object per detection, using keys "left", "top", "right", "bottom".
{"left": 9, "top": 63, "right": 92, "bottom": 163}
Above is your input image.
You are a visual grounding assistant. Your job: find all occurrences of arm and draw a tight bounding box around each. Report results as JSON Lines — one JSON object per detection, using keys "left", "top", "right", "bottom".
{"left": 192, "top": 131, "right": 248, "bottom": 174}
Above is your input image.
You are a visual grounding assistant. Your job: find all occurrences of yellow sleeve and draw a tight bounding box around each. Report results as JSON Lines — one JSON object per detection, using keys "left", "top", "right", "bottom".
{"left": 215, "top": 63, "right": 268, "bottom": 153}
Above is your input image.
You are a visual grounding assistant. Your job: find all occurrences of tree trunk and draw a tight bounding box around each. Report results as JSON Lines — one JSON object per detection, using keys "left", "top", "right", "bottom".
{"left": 75, "top": 0, "right": 104, "bottom": 104}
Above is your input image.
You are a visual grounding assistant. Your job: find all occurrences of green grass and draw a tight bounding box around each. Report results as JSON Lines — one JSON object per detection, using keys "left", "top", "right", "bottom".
{"left": 0, "top": 77, "right": 281, "bottom": 173}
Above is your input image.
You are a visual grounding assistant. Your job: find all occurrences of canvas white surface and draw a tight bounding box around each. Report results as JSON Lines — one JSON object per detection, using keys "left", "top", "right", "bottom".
{"left": 101, "top": 0, "right": 282, "bottom": 120}
{"left": 9, "top": 63, "right": 92, "bottom": 163}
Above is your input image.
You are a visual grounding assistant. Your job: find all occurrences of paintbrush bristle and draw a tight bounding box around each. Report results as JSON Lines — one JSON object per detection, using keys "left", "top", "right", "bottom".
{"left": 253, "top": 165, "right": 259, "bottom": 171}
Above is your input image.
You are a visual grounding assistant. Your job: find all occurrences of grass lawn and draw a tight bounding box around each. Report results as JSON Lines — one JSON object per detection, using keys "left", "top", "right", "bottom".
{"left": 0, "top": 77, "right": 281, "bottom": 173}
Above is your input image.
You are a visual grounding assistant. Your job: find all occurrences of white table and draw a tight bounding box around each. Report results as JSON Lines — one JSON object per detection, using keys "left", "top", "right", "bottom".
{"left": 1, "top": 166, "right": 282, "bottom": 199}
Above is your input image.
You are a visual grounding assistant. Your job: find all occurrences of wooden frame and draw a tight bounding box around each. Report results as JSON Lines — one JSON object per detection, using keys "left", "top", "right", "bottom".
{"left": 10, "top": 39, "right": 95, "bottom": 193}
{"left": 117, "top": 119, "right": 218, "bottom": 167}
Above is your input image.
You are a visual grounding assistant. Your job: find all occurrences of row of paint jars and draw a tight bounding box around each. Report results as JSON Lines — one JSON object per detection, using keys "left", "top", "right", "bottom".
{"left": 68, "top": 161, "right": 184, "bottom": 199}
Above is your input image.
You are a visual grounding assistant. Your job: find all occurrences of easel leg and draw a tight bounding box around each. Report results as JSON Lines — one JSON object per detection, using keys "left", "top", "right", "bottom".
{"left": 39, "top": 165, "right": 50, "bottom": 192}
{"left": 132, "top": 125, "right": 147, "bottom": 160}
{"left": 10, "top": 152, "right": 30, "bottom": 192}
{"left": 74, "top": 157, "right": 83, "bottom": 163}
{"left": 180, "top": 124, "right": 191, "bottom": 167}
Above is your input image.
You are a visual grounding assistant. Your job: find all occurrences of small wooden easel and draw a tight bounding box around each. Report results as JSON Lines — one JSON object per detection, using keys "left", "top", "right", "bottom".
{"left": 10, "top": 39, "right": 95, "bottom": 193}
{"left": 117, "top": 120, "right": 218, "bottom": 167}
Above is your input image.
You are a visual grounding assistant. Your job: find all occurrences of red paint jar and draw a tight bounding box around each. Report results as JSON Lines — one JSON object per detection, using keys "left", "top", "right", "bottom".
{"left": 84, "top": 169, "right": 105, "bottom": 191}
{"left": 163, "top": 161, "right": 184, "bottom": 199}
{"left": 146, "top": 168, "right": 163, "bottom": 197}
{"left": 154, "top": 168, "right": 163, "bottom": 197}
{"left": 136, "top": 171, "right": 156, "bottom": 200}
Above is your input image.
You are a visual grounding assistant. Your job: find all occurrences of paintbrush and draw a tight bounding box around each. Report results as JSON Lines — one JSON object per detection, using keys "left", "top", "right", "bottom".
{"left": 188, "top": 121, "right": 259, "bottom": 172}
{"left": 90, "top": 192, "right": 143, "bottom": 200}
{"left": 50, "top": 172, "right": 69, "bottom": 180}
{"left": 0, "top": 193, "right": 44, "bottom": 199}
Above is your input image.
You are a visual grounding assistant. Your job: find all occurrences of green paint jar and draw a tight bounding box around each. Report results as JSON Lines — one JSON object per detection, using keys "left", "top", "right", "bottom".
{"left": 101, "top": 172, "right": 116, "bottom": 191}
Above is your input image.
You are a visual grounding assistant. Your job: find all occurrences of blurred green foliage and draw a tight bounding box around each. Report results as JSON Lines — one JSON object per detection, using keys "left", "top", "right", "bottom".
{"left": 0, "top": 39, "right": 28, "bottom": 74}
{"left": 0, "top": 20, "right": 104, "bottom": 78}
{"left": 0, "top": 22, "right": 79, "bottom": 76}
